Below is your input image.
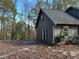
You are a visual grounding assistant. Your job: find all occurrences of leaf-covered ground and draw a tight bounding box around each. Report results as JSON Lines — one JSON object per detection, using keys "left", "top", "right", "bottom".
{"left": 0, "top": 40, "right": 79, "bottom": 59}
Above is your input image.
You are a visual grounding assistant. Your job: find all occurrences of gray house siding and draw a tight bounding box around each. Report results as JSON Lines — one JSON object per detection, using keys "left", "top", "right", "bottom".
{"left": 69, "top": 26, "right": 78, "bottom": 36}
{"left": 54, "top": 26, "right": 79, "bottom": 37}
{"left": 36, "top": 11, "right": 54, "bottom": 43}
{"left": 54, "top": 26, "right": 61, "bottom": 37}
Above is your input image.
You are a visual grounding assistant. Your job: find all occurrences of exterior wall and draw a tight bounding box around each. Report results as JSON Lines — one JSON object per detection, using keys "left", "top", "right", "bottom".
{"left": 69, "top": 27, "right": 78, "bottom": 36}
{"left": 36, "top": 12, "right": 54, "bottom": 43}
{"left": 54, "top": 26, "right": 78, "bottom": 37}
{"left": 54, "top": 26, "right": 61, "bottom": 36}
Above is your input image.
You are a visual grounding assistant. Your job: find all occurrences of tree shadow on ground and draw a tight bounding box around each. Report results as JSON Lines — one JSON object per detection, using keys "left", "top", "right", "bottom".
{"left": 0, "top": 39, "right": 54, "bottom": 47}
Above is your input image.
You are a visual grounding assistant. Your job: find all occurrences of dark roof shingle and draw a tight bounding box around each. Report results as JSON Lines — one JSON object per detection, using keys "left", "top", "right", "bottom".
{"left": 65, "top": 7, "right": 79, "bottom": 19}
{"left": 42, "top": 9, "right": 79, "bottom": 25}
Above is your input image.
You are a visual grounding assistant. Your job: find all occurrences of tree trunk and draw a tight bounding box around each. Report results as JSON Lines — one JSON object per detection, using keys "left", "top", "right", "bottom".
{"left": 28, "top": 20, "right": 30, "bottom": 41}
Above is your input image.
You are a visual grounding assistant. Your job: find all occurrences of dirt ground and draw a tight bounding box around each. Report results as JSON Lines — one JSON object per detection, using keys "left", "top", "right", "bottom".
{"left": 0, "top": 40, "right": 79, "bottom": 59}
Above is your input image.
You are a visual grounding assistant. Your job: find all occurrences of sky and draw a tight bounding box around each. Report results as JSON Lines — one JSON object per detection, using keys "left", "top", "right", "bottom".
{"left": 15, "top": 0, "right": 53, "bottom": 11}
{"left": 13, "top": 0, "right": 53, "bottom": 24}
{"left": 13, "top": 0, "right": 37, "bottom": 24}
{"left": 15, "top": 0, "right": 37, "bottom": 11}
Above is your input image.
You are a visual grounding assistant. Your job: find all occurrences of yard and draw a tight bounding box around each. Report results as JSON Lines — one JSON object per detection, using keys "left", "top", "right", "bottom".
{"left": 0, "top": 40, "right": 79, "bottom": 59}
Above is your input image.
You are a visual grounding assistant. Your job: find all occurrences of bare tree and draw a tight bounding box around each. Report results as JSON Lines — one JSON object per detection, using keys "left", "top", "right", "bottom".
{"left": 53, "top": 0, "right": 77, "bottom": 11}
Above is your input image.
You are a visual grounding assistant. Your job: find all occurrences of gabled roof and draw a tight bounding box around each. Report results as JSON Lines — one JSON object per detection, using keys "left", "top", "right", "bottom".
{"left": 35, "top": 8, "right": 79, "bottom": 28}
{"left": 42, "top": 9, "right": 79, "bottom": 25}
{"left": 65, "top": 7, "right": 79, "bottom": 19}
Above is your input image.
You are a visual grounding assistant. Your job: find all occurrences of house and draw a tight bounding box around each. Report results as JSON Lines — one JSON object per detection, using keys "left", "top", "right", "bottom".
{"left": 35, "top": 7, "right": 79, "bottom": 44}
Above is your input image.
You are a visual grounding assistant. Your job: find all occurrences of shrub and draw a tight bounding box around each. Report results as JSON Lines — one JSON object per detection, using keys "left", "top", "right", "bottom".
{"left": 55, "top": 35, "right": 65, "bottom": 44}
{"left": 65, "top": 36, "right": 79, "bottom": 44}
{"left": 72, "top": 36, "right": 79, "bottom": 44}
{"left": 65, "top": 36, "right": 73, "bottom": 44}
{"left": 55, "top": 34, "right": 79, "bottom": 45}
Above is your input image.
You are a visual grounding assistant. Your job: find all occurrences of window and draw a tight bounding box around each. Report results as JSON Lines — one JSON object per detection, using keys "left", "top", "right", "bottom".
{"left": 63, "top": 26, "right": 69, "bottom": 36}
{"left": 42, "top": 29, "right": 47, "bottom": 40}
{"left": 44, "top": 29, "right": 46, "bottom": 40}
{"left": 42, "top": 29, "right": 44, "bottom": 40}
{"left": 60, "top": 26, "right": 69, "bottom": 36}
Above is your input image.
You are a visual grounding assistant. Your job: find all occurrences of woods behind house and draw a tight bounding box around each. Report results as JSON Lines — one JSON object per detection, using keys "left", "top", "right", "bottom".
{"left": 0, "top": 0, "right": 78, "bottom": 41}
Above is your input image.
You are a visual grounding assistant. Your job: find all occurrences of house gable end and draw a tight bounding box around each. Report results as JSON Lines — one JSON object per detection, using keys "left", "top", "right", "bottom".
{"left": 35, "top": 9, "right": 42, "bottom": 28}
{"left": 35, "top": 9, "right": 54, "bottom": 28}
